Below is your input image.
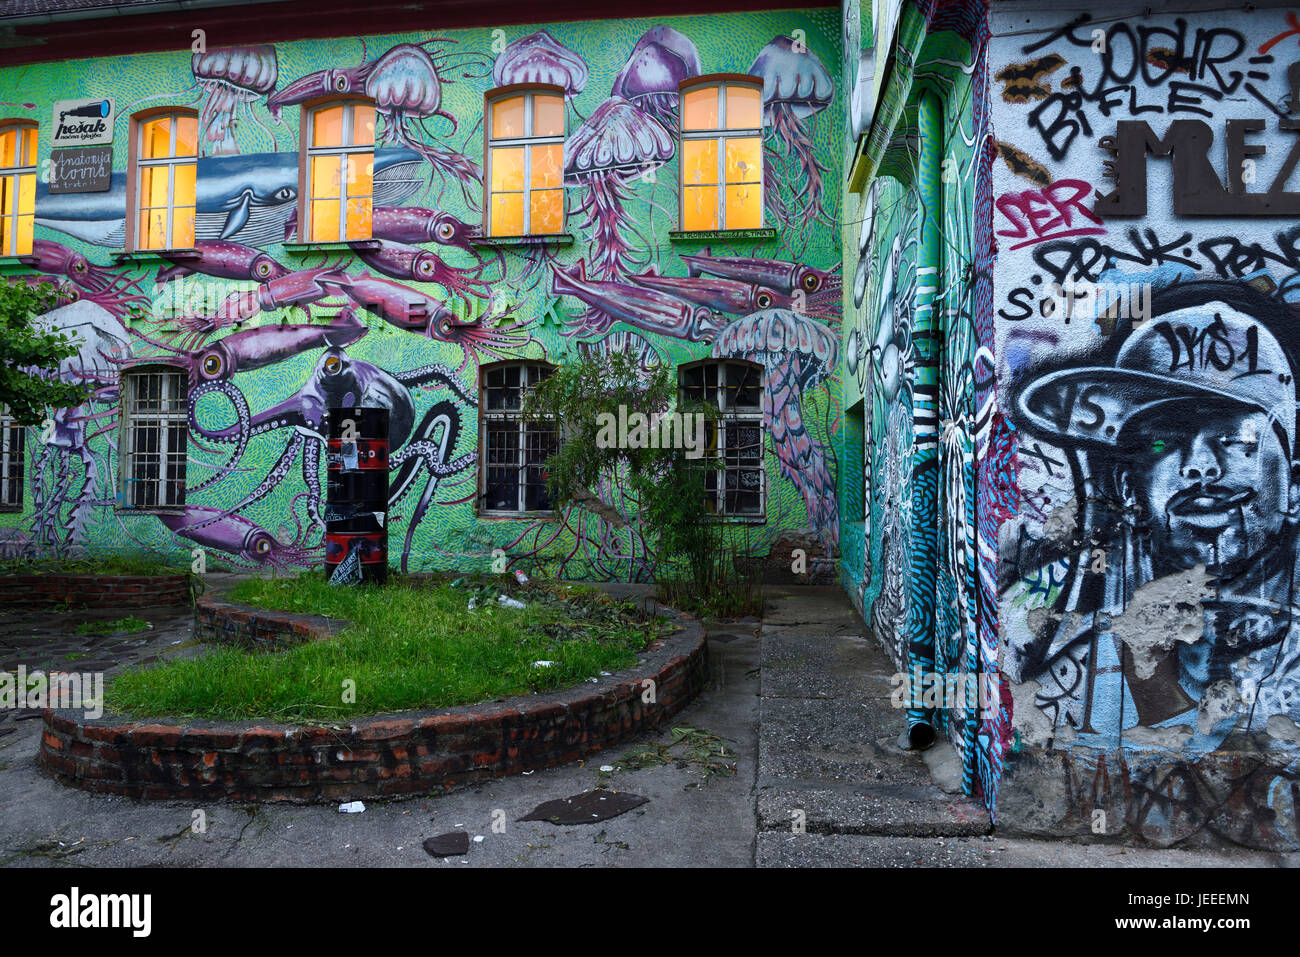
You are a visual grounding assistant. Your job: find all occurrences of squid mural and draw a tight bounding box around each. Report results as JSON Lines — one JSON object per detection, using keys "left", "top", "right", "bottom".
{"left": 2, "top": 12, "right": 842, "bottom": 580}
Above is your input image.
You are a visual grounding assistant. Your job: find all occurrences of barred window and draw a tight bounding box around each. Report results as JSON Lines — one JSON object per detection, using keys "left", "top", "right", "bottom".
{"left": 680, "top": 360, "right": 765, "bottom": 517}
{"left": 0, "top": 406, "right": 23, "bottom": 510}
{"left": 479, "top": 362, "right": 557, "bottom": 513}
{"left": 121, "top": 368, "right": 187, "bottom": 509}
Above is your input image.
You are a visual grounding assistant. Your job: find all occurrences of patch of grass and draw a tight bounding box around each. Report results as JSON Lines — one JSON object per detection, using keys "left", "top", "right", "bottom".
{"left": 106, "top": 572, "right": 669, "bottom": 722}
{"left": 74, "top": 616, "right": 150, "bottom": 636}
{"left": 0, "top": 554, "right": 190, "bottom": 576}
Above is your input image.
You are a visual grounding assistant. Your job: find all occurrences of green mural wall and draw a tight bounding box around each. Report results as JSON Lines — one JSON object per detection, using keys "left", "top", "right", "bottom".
{"left": 0, "top": 9, "right": 844, "bottom": 581}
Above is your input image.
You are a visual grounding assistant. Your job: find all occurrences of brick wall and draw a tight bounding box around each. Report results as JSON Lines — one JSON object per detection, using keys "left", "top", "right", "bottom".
{"left": 0, "top": 574, "right": 192, "bottom": 608}
{"left": 39, "top": 619, "right": 707, "bottom": 802}
{"left": 194, "top": 594, "right": 345, "bottom": 651}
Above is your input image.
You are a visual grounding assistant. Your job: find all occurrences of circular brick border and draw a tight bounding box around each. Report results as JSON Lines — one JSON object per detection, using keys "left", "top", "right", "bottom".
{"left": 39, "top": 608, "right": 707, "bottom": 803}
{"left": 0, "top": 573, "right": 192, "bottom": 608}
{"left": 194, "top": 593, "right": 346, "bottom": 651}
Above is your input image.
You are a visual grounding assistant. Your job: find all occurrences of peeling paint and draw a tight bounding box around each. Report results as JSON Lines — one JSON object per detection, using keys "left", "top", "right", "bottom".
{"left": 1110, "top": 566, "right": 1216, "bottom": 681}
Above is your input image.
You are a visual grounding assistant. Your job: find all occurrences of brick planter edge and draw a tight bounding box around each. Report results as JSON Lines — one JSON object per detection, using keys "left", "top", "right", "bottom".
{"left": 38, "top": 613, "right": 707, "bottom": 803}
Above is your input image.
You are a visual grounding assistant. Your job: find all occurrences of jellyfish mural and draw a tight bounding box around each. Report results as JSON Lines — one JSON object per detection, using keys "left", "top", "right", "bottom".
{"left": 492, "top": 31, "right": 588, "bottom": 102}
{"left": 748, "top": 36, "right": 834, "bottom": 236}
{"left": 268, "top": 40, "right": 483, "bottom": 209}
{"left": 713, "top": 308, "right": 839, "bottom": 547}
{"left": 564, "top": 96, "right": 674, "bottom": 287}
{"left": 191, "top": 46, "right": 280, "bottom": 156}
{"left": 610, "top": 26, "right": 701, "bottom": 132}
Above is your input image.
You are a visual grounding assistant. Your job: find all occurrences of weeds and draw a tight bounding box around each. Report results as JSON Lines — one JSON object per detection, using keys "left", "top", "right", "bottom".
{"left": 617, "top": 724, "right": 738, "bottom": 788}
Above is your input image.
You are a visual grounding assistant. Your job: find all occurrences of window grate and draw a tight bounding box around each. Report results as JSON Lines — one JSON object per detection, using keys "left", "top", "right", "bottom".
{"left": 680, "top": 360, "right": 765, "bottom": 517}
{"left": 122, "top": 369, "right": 187, "bottom": 509}
{"left": 480, "top": 362, "right": 557, "bottom": 513}
{"left": 0, "top": 407, "right": 23, "bottom": 509}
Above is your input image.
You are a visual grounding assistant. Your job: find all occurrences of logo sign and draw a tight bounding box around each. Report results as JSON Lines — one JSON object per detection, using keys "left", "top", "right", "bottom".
{"left": 51, "top": 97, "right": 114, "bottom": 146}
{"left": 48, "top": 146, "right": 112, "bottom": 194}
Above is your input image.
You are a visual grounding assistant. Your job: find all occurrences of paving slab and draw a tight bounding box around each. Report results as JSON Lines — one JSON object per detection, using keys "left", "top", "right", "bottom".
{"left": 759, "top": 632, "right": 878, "bottom": 700}
{"left": 757, "top": 784, "right": 991, "bottom": 836}
{"left": 757, "top": 832, "right": 1300, "bottom": 868}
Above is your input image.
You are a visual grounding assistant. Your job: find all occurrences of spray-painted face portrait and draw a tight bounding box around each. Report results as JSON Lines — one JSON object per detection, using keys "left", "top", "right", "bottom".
{"left": 1118, "top": 405, "right": 1297, "bottom": 575}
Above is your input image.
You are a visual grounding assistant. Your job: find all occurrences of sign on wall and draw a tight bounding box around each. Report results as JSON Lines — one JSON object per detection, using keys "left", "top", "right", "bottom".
{"left": 48, "top": 145, "right": 112, "bottom": 194}
{"left": 51, "top": 97, "right": 114, "bottom": 147}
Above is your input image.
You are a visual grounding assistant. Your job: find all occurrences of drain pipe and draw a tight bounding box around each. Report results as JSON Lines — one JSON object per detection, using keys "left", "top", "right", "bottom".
{"left": 904, "top": 89, "right": 943, "bottom": 751}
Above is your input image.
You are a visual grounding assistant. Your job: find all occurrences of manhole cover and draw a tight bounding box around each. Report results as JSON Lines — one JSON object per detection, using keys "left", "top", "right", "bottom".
{"left": 519, "top": 790, "right": 648, "bottom": 825}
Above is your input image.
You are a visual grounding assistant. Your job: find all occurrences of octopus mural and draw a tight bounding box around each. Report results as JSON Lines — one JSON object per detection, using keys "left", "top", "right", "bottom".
{"left": 0, "top": 13, "right": 842, "bottom": 583}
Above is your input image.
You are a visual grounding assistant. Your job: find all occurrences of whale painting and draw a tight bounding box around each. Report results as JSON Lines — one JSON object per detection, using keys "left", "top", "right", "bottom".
{"left": 34, "top": 147, "right": 424, "bottom": 247}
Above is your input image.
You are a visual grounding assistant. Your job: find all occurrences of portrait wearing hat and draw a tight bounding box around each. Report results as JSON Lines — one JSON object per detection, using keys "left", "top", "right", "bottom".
{"left": 1007, "top": 282, "right": 1300, "bottom": 734}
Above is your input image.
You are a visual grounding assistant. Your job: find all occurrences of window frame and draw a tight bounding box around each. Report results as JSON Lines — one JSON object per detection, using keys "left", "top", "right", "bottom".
{"left": 0, "top": 406, "right": 24, "bottom": 511}
{"left": 0, "top": 120, "right": 37, "bottom": 258}
{"left": 679, "top": 358, "right": 767, "bottom": 519}
{"left": 299, "top": 97, "right": 376, "bottom": 244}
{"left": 118, "top": 365, "right": 188, "bottom": 512}
{"left": 677, "top": 74, "right": 765, "bottom": 232}
{"left": 483, "top": 84, "right": 567, "bottom": 238}
{"left": 477, "top": 360, "right": 558, "bottom": 517}
{"left": 126, "top": 108, "right": 198, "bottom": 253}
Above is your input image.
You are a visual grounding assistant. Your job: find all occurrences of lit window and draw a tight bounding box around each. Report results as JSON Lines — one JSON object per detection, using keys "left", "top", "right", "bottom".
{"left": 133, "top": 112, "right": 197, "bottom": 250}
{"left": 306, "top": 102, "right": 375, "bottom": 242}
{"left": 0, "top": 123, "right": 36, "bottom": 256}
{"left": 486, "top": 89, "right": 564, "bottom": 237}
{"left": 680, "top": 360, "right": 765, "bottom": 516}
{"left": 121, "top": 368, "right": 187, "bottom": 509}
{"left": 679, "top": 79, "right": 763, "bottom": 231}
{"left": 0, "top": 406, "right": 23, "bottom": 510}
{"left": 480, "top": 362, "right": 558, "bottom": 513}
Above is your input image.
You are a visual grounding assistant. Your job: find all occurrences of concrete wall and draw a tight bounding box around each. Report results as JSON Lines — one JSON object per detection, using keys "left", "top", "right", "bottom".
{"left": 990, "top": 1, "right": 1300, "bottom": 849}
{"left": 0, "top": 9, "right": 845, "bottom": 580}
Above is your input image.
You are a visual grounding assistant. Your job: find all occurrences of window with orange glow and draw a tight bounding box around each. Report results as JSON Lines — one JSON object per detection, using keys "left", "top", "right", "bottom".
{"left": 0, "top": 123, "right": 37, "bottom": 257}
{"left": 680, "top": 81, "right": 763, "bottom": 231}
{"left": 306, "top": 102, "right": 375, "bottom": 242}
{"left": 134, "top": 113, "right": 197, "bottom": 251}
{"left": 487, "top": 91, "right": 564, "bottom": 237}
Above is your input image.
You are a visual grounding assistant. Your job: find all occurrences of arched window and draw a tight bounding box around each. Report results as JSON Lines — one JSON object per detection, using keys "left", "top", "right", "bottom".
{"left": 303, "top": 100, "right": 375, "bottom": 242}
{"left": 679, "top": 359, "right": 765, "bottom": 516}
{"left": 479, "top": 361, "right": 557, "bottom": 513}
{"left": 485, "top": 86, "right": 565, "bottom": 237}
{"left": 679, "top": 76, "right": 763, "bottom": 231}
{"left": 0, "top": 121, "right": 37, "bottom": 256}
{"left": 129, "top": 110, "right": 197, "bottom": 251}
{"left": 120, "top": 366, "right": 187, "bottom": 509}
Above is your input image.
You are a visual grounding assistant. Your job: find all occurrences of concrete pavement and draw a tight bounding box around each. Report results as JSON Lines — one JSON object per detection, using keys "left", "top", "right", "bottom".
{"left": 0, "top": 583, "right": 1296, "bottom": 866}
